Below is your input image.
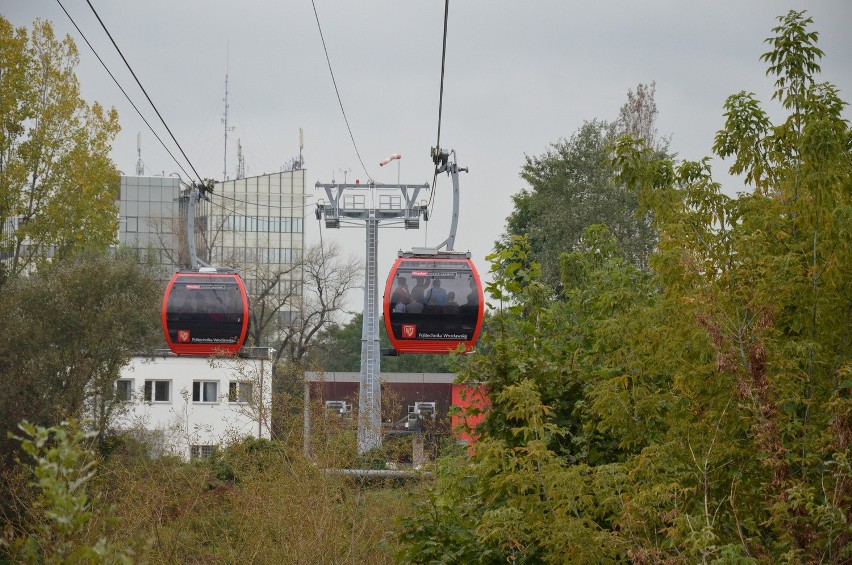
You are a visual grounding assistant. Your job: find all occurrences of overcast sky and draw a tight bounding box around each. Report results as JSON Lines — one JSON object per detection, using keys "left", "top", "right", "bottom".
{"left": 6, "top": 1, "right": 852, "bottom": 311}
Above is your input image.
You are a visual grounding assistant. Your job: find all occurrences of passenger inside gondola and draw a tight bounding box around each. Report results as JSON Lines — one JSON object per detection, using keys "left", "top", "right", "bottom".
{"left": 391, "top": 277, "right": 411, "bottom": 313}
{"left": 426, "top": 279, "right": 447, "bottom": 305}
{"left": 444, "top": 292, "right": 459, "bottom": 314}
{"left": 411, "top": 277, "right": 428, "bottom": 305}
{"left": 466, "top": 277, "right": 478, "bottom": 306}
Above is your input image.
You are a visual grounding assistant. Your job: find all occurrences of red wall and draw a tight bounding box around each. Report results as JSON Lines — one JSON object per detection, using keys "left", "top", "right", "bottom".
{"left": 450, "top": 384, "right": 490, "bottom": 445}
{"left": 309, "top": 380, "right": 489, "bottom": 442}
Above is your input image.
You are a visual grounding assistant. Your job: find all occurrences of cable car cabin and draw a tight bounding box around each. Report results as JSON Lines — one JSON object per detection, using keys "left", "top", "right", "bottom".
{"left": 384, "top": 253, "right": 484, "bottom": 354}
{"left": 162, "top": 271, "right": 250, "bottom": 356}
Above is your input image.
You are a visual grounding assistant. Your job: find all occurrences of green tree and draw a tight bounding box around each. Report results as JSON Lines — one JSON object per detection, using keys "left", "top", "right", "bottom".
{"left": 612, "top": 9, "right": 851, "bottom": 560}
{"left": 5, "top": 420, "right": 130, "bottom": 563}
{"left": 0, "top": 248, "right": 164, "bottom": 461}
{"left": 0, "top": 17, "right": 120, "bottom": 283}
{"left": 502, "top": 84, "right": 661, "bottom": 289}
{"left": 307, "top": 312, "right": 452, "bottom": 373}
{"left": 399, "top": 11, "right": 850, "bottom": 563}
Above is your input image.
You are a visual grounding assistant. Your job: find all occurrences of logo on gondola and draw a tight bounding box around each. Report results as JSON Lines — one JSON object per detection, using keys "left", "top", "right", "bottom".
{"left": 411, "top": 271, "right": 429, "bottom": 277}
{"left": 402, "top": 324, "right": 416, "bottom": 339}
{"left": 177, "top": 330, "right": 191, "bottom": 343}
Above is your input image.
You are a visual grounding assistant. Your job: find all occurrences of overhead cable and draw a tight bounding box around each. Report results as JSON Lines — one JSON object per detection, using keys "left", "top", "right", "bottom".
{"left": 429, "top": 0, "right": 451, "bottom": 216}
{"left": 84, "top": 0, "right": 204, "bottom": 183}
{"left": 211, "top": 191, "right": 313, "bottom": 212}
{"left": 434, "top": 0, "right": 450, "bottom": 162}
{"left": 310, "top": 0, "right": 371, "bottom": 181}
{"left": 54, "top": 0, "right": 194, "bottom": 181}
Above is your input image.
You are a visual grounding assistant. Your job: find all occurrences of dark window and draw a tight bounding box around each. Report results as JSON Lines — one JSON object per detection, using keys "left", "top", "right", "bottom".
{"left": 144, "top": 380, "right": 170, "bottom": 402}
{"left": 116, "top": 379, "right": 133, "bottom": 402}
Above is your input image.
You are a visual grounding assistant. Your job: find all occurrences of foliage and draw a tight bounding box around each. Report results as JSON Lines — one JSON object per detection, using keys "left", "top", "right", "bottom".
{"left": 0, "top": 247, "right": 164, "bottom": 461}
{"left": 207, "top": 436, "right": 284, "bottom": 484}
{"left": 2, "top": 413, "right": 420, "bottom": 563}
{"left": 397, "top": 11, "right": 851, "bottom": 563}
{"left": 85, "top": 414, "right": 415, "bottom": 563}
{"left": 3, "top": 420, "right": 130, "bottom": 563}
{"left": 612, "top": 9, "right": 851, "bottom": 560}
{"left": 0, "top": 17, "right": 121, "bottom": 283}
{"left": 500, "top": 83, "right": 662, "bottom": 288}
{"left": 308, "top": 312, "right": 452, "bottom": 373}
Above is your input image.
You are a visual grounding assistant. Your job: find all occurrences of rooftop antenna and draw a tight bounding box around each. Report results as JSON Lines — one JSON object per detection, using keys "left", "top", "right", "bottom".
{"left": 236, "top": 139, "right": 245, "bottom": 179}
{"left": 298, "top": 128, "right": 304, "bottom": 169}
{"left": 135, "top": 132, "right": 144, "bottom": 175}
{"left": 221, "top": 43, "right": 235, "bottom": 181}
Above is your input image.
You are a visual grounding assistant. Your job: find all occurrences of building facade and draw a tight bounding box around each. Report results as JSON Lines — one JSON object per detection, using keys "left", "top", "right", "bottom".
{"left": 114, "top": 351, "right": 273, "bottom": 460}
{"left": 303, "top": 372, "right": 487, "bottom": 464}
{"left": 118, "top": 171, "right": 306, "bottom": 330}
{"left": 117, "top": 175, "right": 183, "bottom": 269}
{"left": 209, "top": 170, "right": 306, "bottom": 315}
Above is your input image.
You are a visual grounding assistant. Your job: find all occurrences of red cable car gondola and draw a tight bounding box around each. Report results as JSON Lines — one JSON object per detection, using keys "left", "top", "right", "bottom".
{"left": 383, "top": 252, "right": 484, "bottom": 354}
{"left": 161, "top": 270, "right": 250, "bottom": 356}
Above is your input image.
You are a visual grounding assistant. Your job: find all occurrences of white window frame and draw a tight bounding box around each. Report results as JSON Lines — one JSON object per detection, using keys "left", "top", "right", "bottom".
{"left": 192, "top": 380, "right": 219, "bottom": 404}
{"left": 228, "top": 381, "right": 253, "bottom": 404}
{"left": 143, "top": 380, "right": 171, "bottom": 403}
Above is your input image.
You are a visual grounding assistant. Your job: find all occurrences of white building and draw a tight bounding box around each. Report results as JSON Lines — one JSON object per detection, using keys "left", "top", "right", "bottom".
{"left": 114, "top": 350, "right": 273, "bottom": 460}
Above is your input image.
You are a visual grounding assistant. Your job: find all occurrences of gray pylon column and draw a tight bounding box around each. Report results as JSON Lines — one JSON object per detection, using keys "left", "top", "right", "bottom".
{"left": 357, "top": 212, "right": 382, "bottom": 453}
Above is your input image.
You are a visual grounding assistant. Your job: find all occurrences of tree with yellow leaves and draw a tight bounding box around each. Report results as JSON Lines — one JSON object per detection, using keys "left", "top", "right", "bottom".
{"left": 0, "top": 17, "right": 120, "bottom": 283}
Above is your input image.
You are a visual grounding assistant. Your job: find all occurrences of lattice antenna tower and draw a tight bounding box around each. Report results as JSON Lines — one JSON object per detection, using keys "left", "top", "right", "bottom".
{"left": 236, "top": 139, "right": 245, "bottom": 179}
{"left": 135, "top": 132, "right": 144, "bottom": 175}
{"left": 221, "top": 45, "right": 235, "bottom": 181}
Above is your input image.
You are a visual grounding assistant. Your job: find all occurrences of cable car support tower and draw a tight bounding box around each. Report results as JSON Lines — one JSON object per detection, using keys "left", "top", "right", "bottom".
{"left": 315, "top": 148, "right": 467, "bottom": 453}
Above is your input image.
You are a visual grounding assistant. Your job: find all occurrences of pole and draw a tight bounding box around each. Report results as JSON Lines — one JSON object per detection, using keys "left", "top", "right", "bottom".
{"left": 357, "top": 213, "right": 382, "bottom": 452}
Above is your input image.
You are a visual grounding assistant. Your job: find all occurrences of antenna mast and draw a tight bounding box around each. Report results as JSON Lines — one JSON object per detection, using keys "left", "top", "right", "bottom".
{"left": 298, "top": 128, "right": 304, "bottom": 169}
{"left": 221, "top": 45, "right": 235, "bottom": 181}
{"left": 236, "top": 139, "right": 245, "bottom": 179}
{"left": 135, "top": 132, "right": 144, "bottom": 175}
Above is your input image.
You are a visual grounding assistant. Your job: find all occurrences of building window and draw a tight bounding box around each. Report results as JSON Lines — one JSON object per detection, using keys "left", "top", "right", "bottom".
{"left": 125, "top": 216, "right": 138, "bottom": 232}
{"left": 228, "top": 381, "right": 253, "bottom": 403}
{"left": 192, "top": 381, "right": 218, "bottom": 403}
{"left": 115, "top": 379, "right": 133, "bottom": 402}
{"left": 143, "top": 380, "right": 170, "bottom": 402}
{"left": 190, "top": 445, "right": 216, "bottom": 460}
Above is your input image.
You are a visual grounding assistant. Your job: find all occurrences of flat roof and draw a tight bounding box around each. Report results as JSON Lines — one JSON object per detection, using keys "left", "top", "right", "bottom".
{"left": 137, "top": 347, "right": 276, "bottom": 361}
{"left": 305, "top": 372, "right": 458, "bottom": 384}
